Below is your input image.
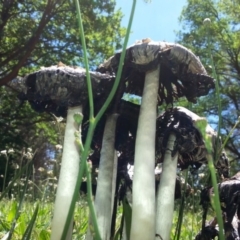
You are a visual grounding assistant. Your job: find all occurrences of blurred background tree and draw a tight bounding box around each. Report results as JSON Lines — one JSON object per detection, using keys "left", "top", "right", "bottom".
{"left": 0, "top": 0, "right": 125, "bottom": 190}
{"left": 177, "top": 0, "right": 240, "bottom": 173}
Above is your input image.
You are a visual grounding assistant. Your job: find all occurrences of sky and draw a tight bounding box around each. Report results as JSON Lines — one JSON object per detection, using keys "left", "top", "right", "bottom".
{"left": 115, "top": 0, "right": 187, "bottom": 45}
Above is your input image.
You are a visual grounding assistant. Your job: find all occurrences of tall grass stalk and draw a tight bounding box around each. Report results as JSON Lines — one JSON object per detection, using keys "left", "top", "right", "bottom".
{"left": 130, "top": 66, "right": 160, "bottom": 240}
{"left": 195, "top": 120, "right": 224, "bottom": 240}
{"left": 22, "top": 203, "right": 39, "bottom": 240}
{"left": 0, "top": 158, "right": 33, "bottom": 201}
{"left": 122, "top": 198, "right": 132, "bottom": 240}
{"left": 7, "top": 163, "right": 32, "bottom": 240}
{"left": 60, "top": 1, "right": 137, "bottom": 239}
{"left": 204, "top": 18, "right": 224, "bottom": 240}
{"left": 207, "top": 155, "right": 224, "bottom": 239}
{"left": 204, "top": 18, "right": 222, "bottom": 156}
{"left": 220, "top": 117, "right": 240, "bottom": 153}
{"left": 2, "top": 154, "right": 9, "bottom": 193}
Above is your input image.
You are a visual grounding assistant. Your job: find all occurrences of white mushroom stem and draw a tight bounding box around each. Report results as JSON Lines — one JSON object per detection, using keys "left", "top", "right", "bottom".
{"left": 51, "top": 105, "right": 82, "bottom": 240}
{"left": 156, "top": 133, "right": 178, "bottom": 240}
{"left": 94, "top": 114, "right": 119, "bottom": 240}
{"left": 130, "top": 66, "right": 160, "bottom": 240}
{"left": 121, "top": 224, "right": 127, "bottom": 240}
{"left": 111, "top": 151, "right": 118, "bottom": 214}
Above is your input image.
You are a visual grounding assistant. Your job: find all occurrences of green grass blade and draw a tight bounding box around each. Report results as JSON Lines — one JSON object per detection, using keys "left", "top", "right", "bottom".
{"left": 195, "top": 120, "right": 224, "bottom": 240}
{"left": 220, "top": 118, "right": 240, "bottom": 154}
{"left": 74, "top": 0, "right": 94, "bottom": 120}
{"left": 21, "top": 204, "right": 39, "bottom": 240}
{"left": 95, "top": 0, "right": 137, "bottom": 123}
{"left": 39, "top": 229, "right": 50, "bottom": 240}
{"left": 60, "top": 0, "right": 137, "bottom": 239}
{"left": 7, "top": 162, "right": 33, "bottom": 240}
{"left": 204, "top": 20, "right": 225, "bottom": 240}
{"left": 123, "top": 198, "right": 132, "bottom": 240}
{"left": 0, "top": 159, "right": 33, "bottom": 201}
{"left": 6, "top": 201, "right": 17, "bottom": 222}
{"left": 2, "top": 155, "right": 9, "bottom": 193}
{"left": 204, "top": 19, "right": 222, "bottom": 162}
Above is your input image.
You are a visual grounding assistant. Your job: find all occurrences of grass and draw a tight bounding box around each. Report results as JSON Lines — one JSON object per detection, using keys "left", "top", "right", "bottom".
{"left": 171, "top": 209, "right": 202, "bottom": 240}
{"left": 0, "top": 198, "right": 89, "bottom": 240}
{"left": 0, "top": 197, "right": 204, "bottom": 240}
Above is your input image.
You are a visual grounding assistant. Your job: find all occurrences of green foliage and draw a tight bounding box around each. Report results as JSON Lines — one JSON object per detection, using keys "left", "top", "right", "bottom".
{"left": 195, "top": 119, "right": 224, "bottom": 239}
{"left": 0, "top": 86, "right": 57, "bottom": 189}
{"left": 0, "top": 0, "right": 125, "bottom": 84}
{"left": 171, "top": 209, "right": 202, "bottom": 240}
{"left": 177, "top": 0, "right": 240, "bottom": 166}
{"left": 0, "top": 87, "right": 51, "bottom": 150}
{"left": 122, "top": 199, "right": 132, "bottom": 240}
{"left": 0, "top": 197, "right": 205, "bottom": 240}
{"left": 0, "top": 0, "right": 125, "bottom": 142}
{"left": 22, "top": 204, "right": 39, "bottom": 240}
{"left": 0, "top": 198, "right": 91, "bottom": 240}
{"left": 0, "top": 0, "right": 125, "bottom": 187}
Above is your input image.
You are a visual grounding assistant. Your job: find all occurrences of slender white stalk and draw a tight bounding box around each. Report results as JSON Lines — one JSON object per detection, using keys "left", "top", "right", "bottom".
{"left": 111, "top": 151, "right": 118, "bottom": 214}
{"left": 94, "top": 114, "right": 119, "bottom": 240}
{"left": 156, "top": 133, "right": 178, "bottom": 240}
{"left": 130, "top": 66, "right": 160, "bottom": 240}
{"left": 51, "top": 105, "right": 82, "bottom": 240}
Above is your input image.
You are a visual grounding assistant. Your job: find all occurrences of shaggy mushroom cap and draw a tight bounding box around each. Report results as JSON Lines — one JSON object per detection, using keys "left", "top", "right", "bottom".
{"left": 199, "top": 171, "right": 240, "bottom": 240}
{"left": 194, "top": 218, "right": 219, "bottom": 240}
{"left": 8, "top": 64, "right": 115, "bottom": 116}
{"left": 97, "top": 39, "right": 215, "bottom": 104}
{"left": 156, "top": 107, "right": 229, "bottom": 176}
{"left": 86, "top": 102, "right": 229, "bottom": 178}
{"left": 8, "top": 40, "right": 214, "bottom": 116}
{"left": 200, "top": 171, "right": 240, "bottom": 223}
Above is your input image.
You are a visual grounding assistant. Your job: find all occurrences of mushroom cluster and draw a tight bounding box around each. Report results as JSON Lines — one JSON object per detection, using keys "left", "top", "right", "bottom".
{"left": 8, "top": 40, "right": 229, "bottom": 240}
{"left": 8, "top": 40, "right": 222, "bottom": 175}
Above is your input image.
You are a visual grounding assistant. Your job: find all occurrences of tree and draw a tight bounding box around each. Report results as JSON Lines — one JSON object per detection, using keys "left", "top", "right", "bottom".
{"left": 0, "top": 0, "right": 125, "bottom": 85}
{"left": 0, "top": 0, "right": 125, "bottom": 189}
{"left": 177, "top": 0, "right": 240, "bottom": 165}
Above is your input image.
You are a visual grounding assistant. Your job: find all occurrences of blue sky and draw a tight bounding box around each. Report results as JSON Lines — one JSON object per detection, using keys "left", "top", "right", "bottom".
{"left": 115, "top": 0, "right": 187, "bottom": 45}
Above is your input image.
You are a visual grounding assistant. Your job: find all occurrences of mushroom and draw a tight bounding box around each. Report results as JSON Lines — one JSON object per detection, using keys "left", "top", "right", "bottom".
{"left": 8, "top": 64, "right": 115, "bottom": 239}
{"left": 155, "top": 106, "right": 230, "bottom": 239}
{"left": 97, "top": 39, "right": 215, "bottom": 240}
{"left": 83, "top": 100, "right": 230, "bottom": 240}
{"left": 97, "top": 39, "right": 215, "bottom": 104}
{"left": 200, "top": 171, "right": 240, "bottom": 240}
{"left": 156, "top": 106, "right": 229, "bottom": 177}
{"left": 8, "top": 64, "right": 115, "bottom": 117}
{"left": 195, "top": 217, "right": 219, "bottom": 240}
{"left": 91, "top": 113, "right": 119, "bottom": 240}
